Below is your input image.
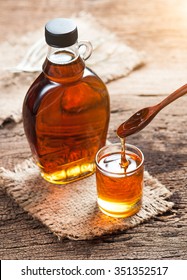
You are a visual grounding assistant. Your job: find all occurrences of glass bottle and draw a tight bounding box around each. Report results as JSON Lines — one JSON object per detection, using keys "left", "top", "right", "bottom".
{"left": 22, "top": 18, "right": 110, "bottom": 184}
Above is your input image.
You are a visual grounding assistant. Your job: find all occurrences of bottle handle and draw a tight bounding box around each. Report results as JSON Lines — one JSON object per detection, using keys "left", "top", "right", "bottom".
{"left": 78, "top": 41, "right": 93, "bottom": 60}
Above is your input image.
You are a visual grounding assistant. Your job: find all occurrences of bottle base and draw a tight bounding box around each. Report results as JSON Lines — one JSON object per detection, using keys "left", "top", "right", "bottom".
{"left": 97, "top": 198, "right": 142, "bottom": 218}
{"left": 40, "top": 162, "right": 96, "bottom": 185}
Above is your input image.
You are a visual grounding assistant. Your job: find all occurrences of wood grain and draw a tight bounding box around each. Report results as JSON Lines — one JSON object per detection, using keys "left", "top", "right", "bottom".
{"left": 0, "top": 0, "right": 187, "bottom": 259}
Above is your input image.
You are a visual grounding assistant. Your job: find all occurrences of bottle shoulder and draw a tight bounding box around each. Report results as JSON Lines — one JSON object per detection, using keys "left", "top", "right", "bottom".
{"left": 23, "top": 66, "right": 109, "bottom": 114}
{"left": 23, "top": 73, "right": 58, "bottom": 114}
{"left": 26, "top": 66, "right": 107, "bottom": 92}
{"left": 83, "top": 66, "right": 103, "bottom": 81}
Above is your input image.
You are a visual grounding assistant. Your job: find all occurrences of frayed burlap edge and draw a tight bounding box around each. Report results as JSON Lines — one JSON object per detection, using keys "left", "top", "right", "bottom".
{"left": 0, "top": 158, "right": 173, "bottom": 240}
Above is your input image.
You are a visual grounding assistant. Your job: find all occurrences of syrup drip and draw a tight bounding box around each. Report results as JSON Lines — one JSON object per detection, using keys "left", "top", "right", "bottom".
{"left": 119, "top": 137, "right": 129, "bottom": 170}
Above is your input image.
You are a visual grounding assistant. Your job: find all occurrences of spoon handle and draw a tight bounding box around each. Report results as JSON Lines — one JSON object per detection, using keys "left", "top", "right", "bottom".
{"left": 157, "top": 84, "right": 187, "bottom": 111}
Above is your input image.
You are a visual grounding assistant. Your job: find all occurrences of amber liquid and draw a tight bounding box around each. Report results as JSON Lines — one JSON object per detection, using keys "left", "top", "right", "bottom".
{"left": 120, "top": 137, "right": 129, "bottom": 169}
{"left": 96, "top": 149, "right": 143, "bottom": 218}
{"left": 23, "top": 51, "right": 110, "bottom": 184}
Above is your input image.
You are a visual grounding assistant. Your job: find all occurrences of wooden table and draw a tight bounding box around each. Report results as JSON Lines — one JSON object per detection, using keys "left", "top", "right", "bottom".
{"left": 0, "top": 0, "right": 187, "bottom": 259}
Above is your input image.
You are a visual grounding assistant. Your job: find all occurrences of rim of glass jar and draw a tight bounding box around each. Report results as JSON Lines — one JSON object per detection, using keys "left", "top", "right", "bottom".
{"left": 95, "top": 143, "right": 144, "bottom": 177}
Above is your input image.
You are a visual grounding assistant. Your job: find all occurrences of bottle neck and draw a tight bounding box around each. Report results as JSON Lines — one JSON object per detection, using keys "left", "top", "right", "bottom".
{"left": 47, "top": 42, "right": 79, "bottom": 64}
{"left": 42, "top": 42, "right": 85, "bottom": 83}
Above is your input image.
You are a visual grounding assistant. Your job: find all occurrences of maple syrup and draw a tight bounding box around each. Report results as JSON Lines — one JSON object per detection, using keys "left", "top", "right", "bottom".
{"left": 23, "top": 18, "right": 110, "bottom": 184}
{"left": 120, "top": 137, "right": 129, "bottom": 169}
{"left": 95, "top": 143, "right": 144, "bottom": 218}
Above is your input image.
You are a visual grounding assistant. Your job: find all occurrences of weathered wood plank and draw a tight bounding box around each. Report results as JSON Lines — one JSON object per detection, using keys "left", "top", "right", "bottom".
{"left": 0, "top": 92, "right": 186, "bottom": 260}
{"left": 0, "top": 0, "right": 187, "bottom": 260}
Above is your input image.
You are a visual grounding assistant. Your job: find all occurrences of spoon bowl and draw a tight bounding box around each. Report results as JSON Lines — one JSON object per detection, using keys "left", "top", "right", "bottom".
{"left": 117, "top": 84, "right": 187, "bottom": 138}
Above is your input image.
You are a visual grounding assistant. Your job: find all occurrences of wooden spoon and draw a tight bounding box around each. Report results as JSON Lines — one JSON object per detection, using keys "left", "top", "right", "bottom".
{"left": 117, "top": 84, "right": 187, "bottom": 138}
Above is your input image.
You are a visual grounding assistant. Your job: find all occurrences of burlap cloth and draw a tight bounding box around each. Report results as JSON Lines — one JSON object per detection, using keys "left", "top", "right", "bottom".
{"left": 0, "top": 158, "right": 174, "bottom": 240}
{"left": 0, "top": 13, "right": 173, "bottom": 240}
